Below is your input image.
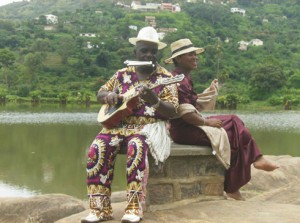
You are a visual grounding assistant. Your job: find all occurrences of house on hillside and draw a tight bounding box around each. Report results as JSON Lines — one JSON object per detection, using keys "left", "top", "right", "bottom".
{"left": 131, "top": 1, "right": 160, "bottom": 11}
{"left": 230, "top": 7, "right": 246, "bottom": 16}
{"left": 131, "top": 1, "right": 180, "bottom": 12}
{"left": 249, "top": 39, "right": 263, "bottom": 46}
{"left": 262, "top": 18, "right": 269, "bottom": 23}
{"left": 44, "top": 14, "right": 58, "bottom": 24}
{"left": 238, "top": 40, "right": 249, "bottom": 51}
{"left": 129, "top": 25, "right": 138, "bottom": 31}
{"left": 157, "top": 28, "right": 178, "bottom": 33}
{"left": 145, "top": 16, "right": 156, "bottom": 27}
{"left": 116, "top": 1, "right": 130, "bottom": 8}
{"left": 238, "top": 38, "right": 263, "bottom": 51}
{"left": 86, "top": 41, "right": 99, "bottom": 49}
{"left": 161, "top": 3, "right": 181, "bottom": 12}
{"left": 80, "top": 33, "right": 97, "bottom": 38}
{"left": 44, "top": 25, "right": 56, "bottom": 31}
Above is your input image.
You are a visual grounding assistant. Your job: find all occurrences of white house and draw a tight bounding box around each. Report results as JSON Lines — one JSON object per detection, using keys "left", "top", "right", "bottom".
{"left": 44, "top": 14, "right": 58, "bottom": 24}
{"left": 131, "top": 1, "right": 160, "bottom": 11}
{"left": 44, "top": 25, "right": 56, "bottom": 31}
{"left": 237, "top": 39, "right": 263, "bottom": 51}
{"left": 237, "top": 40, "right": 249, "bottom": 51}
{"left": 129, "top": 25, "right": 138, "bottom": 31}
{"left": 131, "top": 1, "right": 180, "bottom": 12}
{"left": 262, "top": 18, "right": 269, "bottom": 23}
{"left": 157, "top": 28, "right": 178, "bottom": 33}
{"left": 86, "top": 41, "right": 99, "bottom": 49}
{"left": 230, "top": 7, "right": 246, "bottom": 16}
{"left": 161, "top": 3, "right": 181, "bottom": 12}
{"left": 80, "top": 33, "right": 97, "bottom": 38}
{"left": 249, "top": 39, "right": 263, "bottom": 46}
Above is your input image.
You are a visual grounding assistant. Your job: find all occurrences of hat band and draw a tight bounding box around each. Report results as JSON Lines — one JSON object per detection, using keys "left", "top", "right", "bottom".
{"left": 172, "top": 44, "right": 194, "bottom": 55}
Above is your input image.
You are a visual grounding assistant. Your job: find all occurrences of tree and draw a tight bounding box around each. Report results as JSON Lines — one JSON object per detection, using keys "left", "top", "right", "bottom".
{"left": 288, "top": 72, "right": 300, "bottom": 88}
{"left": 24, "top": 52, "right": 46, "bottom": 86}
{"left": 57, "top": 37, "right": 75, "bottom": 64}
{"left": 0, "top": 49, "right": 16, "bottom": 89}
{"left": 249, "top": 59, "right": 286, "bottom": 100}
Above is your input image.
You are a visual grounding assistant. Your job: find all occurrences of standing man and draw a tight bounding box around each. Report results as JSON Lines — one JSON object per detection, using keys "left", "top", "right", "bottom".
{"left": 81, "top": 27, "right": 178, "bottom": 223}
{"left": 165, "top": 38, "right": 278, "bottom": 201}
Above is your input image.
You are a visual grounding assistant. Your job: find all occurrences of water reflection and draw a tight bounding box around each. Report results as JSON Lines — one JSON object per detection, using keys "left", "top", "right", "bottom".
{"left": 0, "top": 182, "right": 38, "bottom": 197}
{"left": 235, "top": 111, "right": 300, "bottom": 133}
{"left": 0, "top": 110, "right": 299, "bottom": 199}
{"left": 0, "top": 111, "right": 96, "bottom": 124}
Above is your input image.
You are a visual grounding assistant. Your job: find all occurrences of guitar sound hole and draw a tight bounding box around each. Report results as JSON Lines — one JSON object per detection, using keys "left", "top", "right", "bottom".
{"left": 105, "top": 99, "right": 123, "bottom": 115}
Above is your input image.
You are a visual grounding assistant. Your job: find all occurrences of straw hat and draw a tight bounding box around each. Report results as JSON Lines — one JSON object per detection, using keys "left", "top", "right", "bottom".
{"left": 129, "top": 26, "right": 167, "bottom": 50}
{"left": 164, "top": 38, "right": 204, "bottom": 64}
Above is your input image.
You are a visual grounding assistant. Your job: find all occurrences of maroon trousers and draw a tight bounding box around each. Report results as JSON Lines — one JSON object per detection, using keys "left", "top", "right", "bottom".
{"left": 169, "top": 114, "right": 262, "bottom": 193}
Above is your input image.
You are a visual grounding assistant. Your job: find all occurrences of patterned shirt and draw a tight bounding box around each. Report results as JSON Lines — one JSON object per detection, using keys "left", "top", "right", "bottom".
{"left": 99, "top": 65, "right": 179, "bottom": 126}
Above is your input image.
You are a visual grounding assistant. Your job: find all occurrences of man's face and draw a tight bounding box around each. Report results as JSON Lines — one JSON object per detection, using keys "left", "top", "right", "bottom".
{"left": 135, "top": 41, "right": 158, "bottom": 63}
{"left": 175, "top": 51, "right": 198, "bottom": 71}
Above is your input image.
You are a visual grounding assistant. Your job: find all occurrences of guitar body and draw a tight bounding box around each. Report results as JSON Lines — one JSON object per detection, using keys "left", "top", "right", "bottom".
{"left": 97, "top": 96, "right": 139, "bottom": 128}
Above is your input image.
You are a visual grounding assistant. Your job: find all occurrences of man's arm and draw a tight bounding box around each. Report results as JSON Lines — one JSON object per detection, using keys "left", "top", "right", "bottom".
{"left": 181, "top": 111, "right": 222, "bottom": 128}
{"left": 138, "top": 87, "right": 177, "bottom": 118}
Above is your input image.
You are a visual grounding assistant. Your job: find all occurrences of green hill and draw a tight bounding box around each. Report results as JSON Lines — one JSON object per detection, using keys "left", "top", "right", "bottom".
{"left": 0, "top": 0, "right": 299, "bottom": 109}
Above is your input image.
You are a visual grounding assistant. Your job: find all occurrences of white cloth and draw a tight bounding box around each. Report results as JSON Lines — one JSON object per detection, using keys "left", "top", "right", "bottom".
{"left": 196, "top": 82, "right": 218, "bottom": 112}
{"left": 200, "top": 125, "right": 230, "bottom": 169}
{"left": 141, "top": 121, "right": 171, "bottom": 165}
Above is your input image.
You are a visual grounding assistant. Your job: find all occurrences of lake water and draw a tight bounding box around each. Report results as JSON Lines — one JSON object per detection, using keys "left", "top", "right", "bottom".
{"left": 0, "top": 108, "right": 299, "bottom": 200}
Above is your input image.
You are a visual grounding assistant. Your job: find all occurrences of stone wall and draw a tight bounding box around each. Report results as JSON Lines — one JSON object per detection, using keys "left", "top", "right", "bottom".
{"left": 146, "top": 143, "right": 225, "bottom": 211}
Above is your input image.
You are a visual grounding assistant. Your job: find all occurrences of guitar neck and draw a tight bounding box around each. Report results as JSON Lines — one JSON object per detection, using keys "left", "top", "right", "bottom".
{"left": 122, "top": 74, "right": 184, "bottom": 102}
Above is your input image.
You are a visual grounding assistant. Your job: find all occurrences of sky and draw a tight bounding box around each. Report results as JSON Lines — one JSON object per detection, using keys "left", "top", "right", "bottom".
{"left": 0, "top": 0, "right": 23, "bottom": 7}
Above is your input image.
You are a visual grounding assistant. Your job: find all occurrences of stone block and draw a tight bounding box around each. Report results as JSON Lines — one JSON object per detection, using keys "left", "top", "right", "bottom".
{"left": 180, "top": 182, "right": 202, "bottom": 200}
{"left": 168, "top": 157, "right": 190, "bottom": 178}
{"left": 147, "top": 183, "right": 173, "bottom": 205}
{"left": 203, "top": 183, "right": 224, "bottom": 196}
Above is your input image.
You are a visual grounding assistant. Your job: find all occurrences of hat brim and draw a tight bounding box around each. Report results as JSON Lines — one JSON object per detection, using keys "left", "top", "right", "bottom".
{"left": 129, "top": 37, "right": 167, "bottom": 50}
{"left": 164, "top": 47, "right": 204, "bottom": 64}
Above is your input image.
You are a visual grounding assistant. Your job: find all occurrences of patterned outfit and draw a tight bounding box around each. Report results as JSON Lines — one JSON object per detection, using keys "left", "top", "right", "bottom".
{"left": 169, "top": 67, "right": 262, "bottom": 193}
{"left": 86, "top": 65, "right": 178, "bottom": 220}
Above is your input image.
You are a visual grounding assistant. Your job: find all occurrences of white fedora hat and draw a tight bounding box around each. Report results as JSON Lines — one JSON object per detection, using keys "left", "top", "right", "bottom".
{"left": 129, "top": 26, "right": 167, "bottom": 50}
{"left": 164, "top": 38, "right": 204, "bottom": 64}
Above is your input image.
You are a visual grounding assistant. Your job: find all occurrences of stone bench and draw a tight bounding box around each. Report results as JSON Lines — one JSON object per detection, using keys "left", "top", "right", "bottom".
{"left": 145, "top": 143, "right": 226, "bottom": 211}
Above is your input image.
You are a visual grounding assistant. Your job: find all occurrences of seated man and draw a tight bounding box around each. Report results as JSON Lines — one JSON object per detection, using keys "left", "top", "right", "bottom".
{"left": 81, "top": 27, "right": 179, "bottom": 223}
{"left": 164, "top": 38, "right": 279, "bottom": 200}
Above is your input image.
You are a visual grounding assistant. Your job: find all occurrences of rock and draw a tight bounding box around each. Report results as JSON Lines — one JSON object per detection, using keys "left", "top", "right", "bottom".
{"left": 0, "top": 194, "right": 86, "bottom": 223}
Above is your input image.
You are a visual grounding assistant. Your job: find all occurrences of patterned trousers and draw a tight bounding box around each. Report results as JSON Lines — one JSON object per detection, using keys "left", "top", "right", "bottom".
{"left": 86, "top": 131, "right": 149, "bottom": 216}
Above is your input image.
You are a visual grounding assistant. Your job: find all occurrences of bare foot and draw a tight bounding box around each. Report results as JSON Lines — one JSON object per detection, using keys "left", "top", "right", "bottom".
{"left": 253, "top": 156, "right": 279, "bottom": 171}
{"left": 226, "top": 190, "right": 245, "bottom": 201}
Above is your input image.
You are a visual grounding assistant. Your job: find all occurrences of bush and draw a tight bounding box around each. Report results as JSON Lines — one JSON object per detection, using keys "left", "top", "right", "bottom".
{"left": 216, "top": 94, "right": 239, "bottom": 109}
{"left": 268, "top": 96, "right": 283, "bottom": 106}
{"left": 17, "top": 85, "right": 31, "bottom": 97}
{"left": 30, "top": 90, "right": 41, "bottom": 103}
{"left": 0, "top": 88, "right": 8, "bottom": 103}
{"left": 57, "top": 92, "right": 69, "bottom": 104}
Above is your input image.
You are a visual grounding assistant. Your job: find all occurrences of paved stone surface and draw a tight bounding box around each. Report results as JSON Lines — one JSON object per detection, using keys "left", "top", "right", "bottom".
{"left": 2, "top": 155, "right": 300, "bottom": 223}
{"left": 56, "top": 155, "right": 300, "bottom": 223}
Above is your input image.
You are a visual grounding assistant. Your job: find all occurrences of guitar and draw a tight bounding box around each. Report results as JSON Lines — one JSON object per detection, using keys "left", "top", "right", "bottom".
{"left": 97, "top": 74, "right": 184, "bottom": 128}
